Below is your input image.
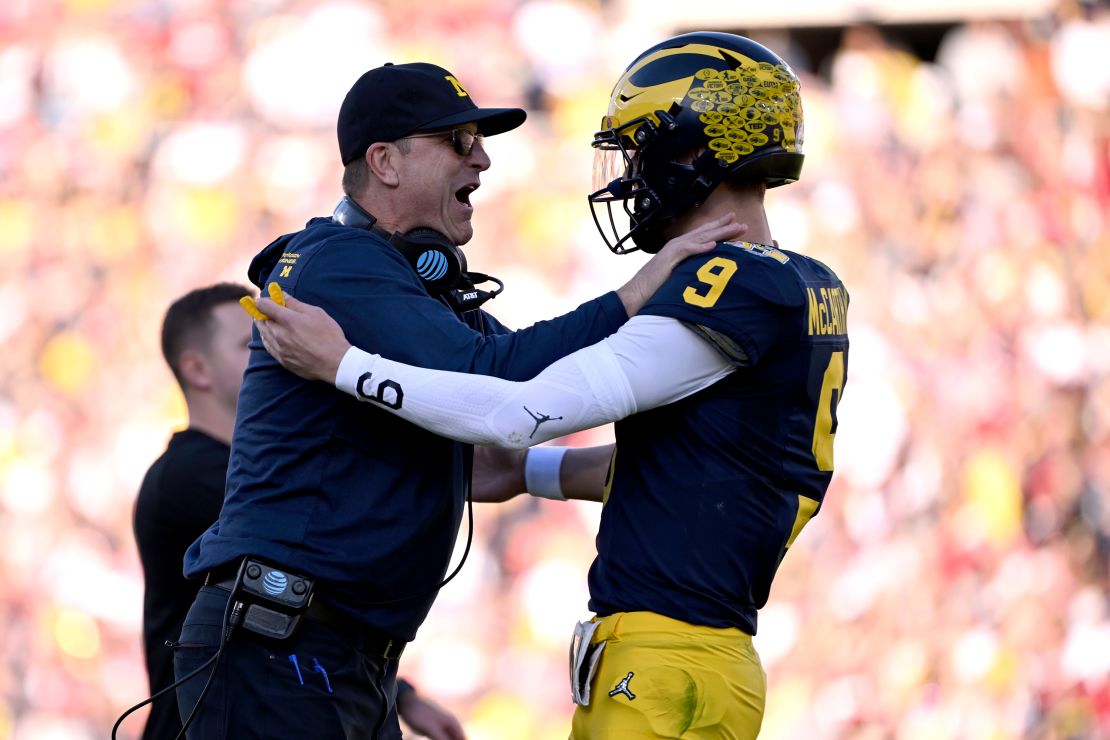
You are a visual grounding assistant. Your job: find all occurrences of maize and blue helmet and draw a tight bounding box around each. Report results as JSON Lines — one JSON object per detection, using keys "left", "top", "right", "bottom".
{"left": 589, "top": 32, "right": 805, "bottom": 254}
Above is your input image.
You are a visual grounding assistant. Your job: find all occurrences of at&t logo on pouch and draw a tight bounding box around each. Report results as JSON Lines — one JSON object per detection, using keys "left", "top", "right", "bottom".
{"left": 263, "top": 570, "right": 288, "bottom": 596}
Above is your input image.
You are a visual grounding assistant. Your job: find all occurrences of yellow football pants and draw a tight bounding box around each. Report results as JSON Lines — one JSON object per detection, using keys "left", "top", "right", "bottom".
{"left": 570, "top": 611, "right": 766, "bottom": 740}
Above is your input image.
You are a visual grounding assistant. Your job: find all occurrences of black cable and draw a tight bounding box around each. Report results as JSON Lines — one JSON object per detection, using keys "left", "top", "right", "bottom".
{"left": 111, "top": 586, "right": 236, "bottom": 740}
{"left": 172, "top": 587, "right": 236, "bottom": 740}
{"left": 110, "top": 651, "right": 218, "bottom": 739}
{"left": 428, "top": 484, "right": 476, "bottom": 594}
{"left": 348, "top": 484, "right": 476, "bottom": 607}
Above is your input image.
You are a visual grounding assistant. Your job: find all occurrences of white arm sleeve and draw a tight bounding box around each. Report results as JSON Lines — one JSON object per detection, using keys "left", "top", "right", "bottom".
{"left": 335, "top": 315, "right": 735, "bottom": 448}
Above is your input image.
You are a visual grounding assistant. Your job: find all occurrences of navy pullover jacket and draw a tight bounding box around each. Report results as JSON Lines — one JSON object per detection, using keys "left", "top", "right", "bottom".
{"left": 184, "top": 217, "right": 627, "bottom": 640}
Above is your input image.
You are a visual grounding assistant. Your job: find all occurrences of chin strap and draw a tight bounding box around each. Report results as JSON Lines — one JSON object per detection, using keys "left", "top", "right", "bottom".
{"left": 444, "top": 272, "right": 504, "bottom": 313}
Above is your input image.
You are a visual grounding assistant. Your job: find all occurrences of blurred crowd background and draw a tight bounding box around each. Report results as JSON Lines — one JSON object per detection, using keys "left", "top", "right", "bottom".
{"left": 0, "top": 0, "right": 1108, "bottom": 737}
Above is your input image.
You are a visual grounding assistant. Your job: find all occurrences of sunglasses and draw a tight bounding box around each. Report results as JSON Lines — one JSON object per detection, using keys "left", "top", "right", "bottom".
{"left": 402, "top": 128, "right": 482, "bottom": 156}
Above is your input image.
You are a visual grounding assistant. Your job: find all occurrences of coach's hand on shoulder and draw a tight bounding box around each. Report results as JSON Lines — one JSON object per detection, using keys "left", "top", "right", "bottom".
{"left": 615, "top": 213, "right": 746, "bottom": 316}
{"left": 249, "top": 284, "right": 352, "bottom": 384}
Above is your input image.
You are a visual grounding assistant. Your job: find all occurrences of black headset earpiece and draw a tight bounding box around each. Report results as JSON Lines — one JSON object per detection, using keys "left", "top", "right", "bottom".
{"left": 331, "top": 195, "right": 378, "bottom": 230}
{"left": 332, "top": 197, "right": 464, "bottom": 296}
{"left": 386, "top": 228, "right": 464, "bottom": 296}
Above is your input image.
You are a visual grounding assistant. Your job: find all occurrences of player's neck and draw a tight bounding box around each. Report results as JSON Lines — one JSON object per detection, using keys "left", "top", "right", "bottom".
{"left": 669, "top": 187, "right": 772, "bottom": 246}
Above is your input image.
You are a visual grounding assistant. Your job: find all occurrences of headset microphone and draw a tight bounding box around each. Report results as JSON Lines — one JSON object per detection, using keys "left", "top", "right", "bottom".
{"left": 445, "top": 272, "right": 503, "bottom": 313}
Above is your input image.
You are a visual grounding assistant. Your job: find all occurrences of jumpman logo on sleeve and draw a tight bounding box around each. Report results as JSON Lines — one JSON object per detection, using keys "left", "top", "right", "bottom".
{"left": 523, "top": 406, "right": 564, "bottom": 439}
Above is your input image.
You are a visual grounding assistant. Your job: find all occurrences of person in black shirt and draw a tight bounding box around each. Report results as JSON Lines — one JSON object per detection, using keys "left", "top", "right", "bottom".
{"left": 134, "top": 284, "right": 251, "bottom": 739}
{"left": 134, "top": 283, "right": 464, "bottom": 740}
{"left": 134, "top": 430, "right": 229, "bottom": 739}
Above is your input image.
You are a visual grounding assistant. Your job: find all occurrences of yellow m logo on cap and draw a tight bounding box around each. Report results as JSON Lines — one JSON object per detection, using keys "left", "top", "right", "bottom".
{"left": 445, "top": 75, "right": 469, "bottom": 97}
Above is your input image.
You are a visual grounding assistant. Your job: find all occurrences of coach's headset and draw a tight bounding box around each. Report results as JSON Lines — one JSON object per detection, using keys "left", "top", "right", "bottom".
{"left": 332, "top": 196, "right": 503, "bottom": 313}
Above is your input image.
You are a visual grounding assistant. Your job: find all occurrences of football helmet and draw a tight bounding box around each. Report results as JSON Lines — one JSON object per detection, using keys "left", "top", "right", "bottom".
{"left": 589, "top": 32, "right": 805, "bottom": 254}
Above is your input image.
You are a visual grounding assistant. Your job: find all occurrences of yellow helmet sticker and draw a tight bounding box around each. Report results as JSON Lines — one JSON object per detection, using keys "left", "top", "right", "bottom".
{"left": 603, "top": 42, "right": 802, "bottom": 158}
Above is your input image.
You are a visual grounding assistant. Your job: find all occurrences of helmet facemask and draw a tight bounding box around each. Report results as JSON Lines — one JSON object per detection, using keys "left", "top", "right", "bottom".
{"left": 589, "top": 111, "right": 730, "bottom": 255}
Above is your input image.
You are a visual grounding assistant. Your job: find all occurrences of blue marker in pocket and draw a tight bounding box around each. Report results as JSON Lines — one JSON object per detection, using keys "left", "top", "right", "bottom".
{"left": 312, "top": 657, "right": 333, "bottom": 694}
{"left": 288, "top": 654, "right": 305, "bottom": 685}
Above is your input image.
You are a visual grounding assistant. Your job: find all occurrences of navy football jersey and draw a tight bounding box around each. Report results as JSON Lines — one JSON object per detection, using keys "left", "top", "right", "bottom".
{"left": 587, "top": 241, "right": 849, "bottom": 635}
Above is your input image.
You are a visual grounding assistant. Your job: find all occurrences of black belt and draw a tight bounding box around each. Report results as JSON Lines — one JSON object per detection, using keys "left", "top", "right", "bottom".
{"left": 204, "top": 564, "right": 406, "bottom": 660}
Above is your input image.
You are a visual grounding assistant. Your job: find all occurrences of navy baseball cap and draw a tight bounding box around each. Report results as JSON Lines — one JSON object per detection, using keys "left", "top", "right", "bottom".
{"left": 337, "top": 62, "right": 527, "bottom": 165}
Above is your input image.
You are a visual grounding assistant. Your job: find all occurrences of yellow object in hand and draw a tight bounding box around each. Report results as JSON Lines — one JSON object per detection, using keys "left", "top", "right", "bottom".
{"left": 268, "top": 282, "right": 286, "bottom": 306}
{"left": 240, "top": 296, "right": 269, "bottom": 321}
{"left": 240, "top": 283, "right": 287, "bottom": 320}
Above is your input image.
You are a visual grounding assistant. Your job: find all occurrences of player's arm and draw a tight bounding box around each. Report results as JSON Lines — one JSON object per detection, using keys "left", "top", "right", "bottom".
{"left": 256, "top": 309, "right": 732, "bottom": 448}
{"left": 561, "top": 446, "right": 613, "bottom": 502}
{"left": 246, "top": 214, "right": 745, "bottom": 382}
{"left": 472, "top": 445, "right": 612, "bottom": 503}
